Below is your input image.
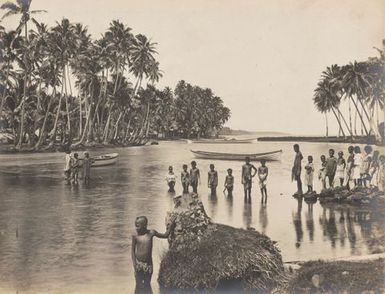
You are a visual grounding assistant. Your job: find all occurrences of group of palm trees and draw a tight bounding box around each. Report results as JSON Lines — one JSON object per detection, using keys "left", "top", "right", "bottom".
{"left": 313, "top": 40, "right": 385, "bottom": 144}
{"left": 0, "top": 0, "right": 230, "bottom": 150}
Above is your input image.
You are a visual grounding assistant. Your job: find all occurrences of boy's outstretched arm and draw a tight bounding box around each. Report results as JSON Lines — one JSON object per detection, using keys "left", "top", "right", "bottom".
{"left": 153, "top": 219, "right": 176, "bottom": 239}
{"left": 131, "top": 236, "right": 137, "bottom": 268}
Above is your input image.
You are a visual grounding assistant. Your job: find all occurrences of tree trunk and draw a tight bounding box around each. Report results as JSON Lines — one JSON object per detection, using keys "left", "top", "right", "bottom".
{"left": 34, "top": 87, "right": 56, "bottom": 149}
{"left": 331, "top": 107, "right": 346, "bottom": 138}
{"left": 48, "top": 82, "right": 64, "bottom": 146}
{"left": 350, "top": 96, "right": 369, "bottom": 136}
{"left": 0, "top": 60, "right": 11, "bottom": 119}
{"left": 63, "top": 65, "right": 71, "bottom": 144}
{"left": 325, "top": 113, "right": 328, "bottom": 138}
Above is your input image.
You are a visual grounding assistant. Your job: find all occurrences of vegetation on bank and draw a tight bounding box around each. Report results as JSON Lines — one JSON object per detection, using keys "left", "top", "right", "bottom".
{"left": 313, "top": 40, "right": 385, "bottom": 144}
{"left": 285, "top": 259, "right": 385, "bottom": 294}
{"left": 258, "top": 135, "right": 377, "bottom": 144}
{"left": 0, "top": 0, "right": 230, "bottom": 151}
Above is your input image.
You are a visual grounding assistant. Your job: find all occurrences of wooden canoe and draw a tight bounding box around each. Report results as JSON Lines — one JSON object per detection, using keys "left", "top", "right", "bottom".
{"left": 190, "top": 149, "right": 282, "bottom": 161}
{"left": 92, "top": 153, "right": 119, "bottom": 167}
{"left": 187, "top": 138, "right": 257, "bottom": 144}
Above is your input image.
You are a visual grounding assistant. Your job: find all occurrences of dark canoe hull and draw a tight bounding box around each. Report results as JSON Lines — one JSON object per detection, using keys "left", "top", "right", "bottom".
{"left": 190, "top": 149, "right": 282, "bottom": 161}
{"left": 92, "top": 153, "right": 119, "bottom": 167}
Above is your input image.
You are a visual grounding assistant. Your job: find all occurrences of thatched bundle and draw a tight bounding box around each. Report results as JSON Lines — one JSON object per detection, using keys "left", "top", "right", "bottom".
{"left": 159, "top": 194, "right": 286, "bottom": 292}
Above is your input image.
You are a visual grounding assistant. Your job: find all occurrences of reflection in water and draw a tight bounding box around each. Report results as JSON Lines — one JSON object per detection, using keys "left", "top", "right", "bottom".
{"left": 337, "top": 209, "right": 346, "bottom": 247}
{"left": 259, "top": 203, "right": 268, "bottom": 234}
{"left": 243, "top": 198, "right": 252, "bottom": 229}
{"left": 292, "top": 196, "right": 303, "bottom": 248}
{"left": 207, "top": 193, "right": 218, "bottom": 219}
{"left": 225, "top": 194, "right": 233, "bottom": 221}
{"left": 305, "top": 202, "right": 315, "bottom": 242}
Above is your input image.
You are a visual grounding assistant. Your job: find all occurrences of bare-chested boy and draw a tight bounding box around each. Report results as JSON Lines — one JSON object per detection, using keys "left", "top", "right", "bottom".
{"left": 131, "top": 216, "right": 175, "bottom": 291}
{"left": 242, "top": 157, "right": 257, "bottom": 200}
{"left": 190, "top": 161, "right": 201, "bottom": 193}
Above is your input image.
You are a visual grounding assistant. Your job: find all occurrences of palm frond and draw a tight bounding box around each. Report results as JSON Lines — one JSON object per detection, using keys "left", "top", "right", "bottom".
{"left": 1, "top": 9, "right": 19, "bottom": 20}
{"left": 1, "top": 2, "right": 19, "bottom": 11}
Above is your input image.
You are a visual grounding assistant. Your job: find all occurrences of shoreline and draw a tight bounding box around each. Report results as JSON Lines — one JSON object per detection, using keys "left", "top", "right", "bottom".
{"left": 258, "top": 135, "right": 379, "bottom": 145}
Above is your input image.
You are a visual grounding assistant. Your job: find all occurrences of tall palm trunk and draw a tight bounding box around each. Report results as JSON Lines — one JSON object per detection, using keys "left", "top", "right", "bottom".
{"left": 49, "top": 81, "right": 64, "bottom": 146}
{"left": 16, "top": 22, "right": 29, "bottom": 150}
{"left": 350, "top": 96, "right": 369, "bottom": 136}
{"left": 331, "top": 107, "right": 345, "bottom": 137}
{"left": 63, "top": 65, "right": 71, "bottom": 144}
{"left": 324, "top": 113, "right": 329, "bottom": 138}
{"left": 335, "top": 107, "right": 353, "bottom": 138}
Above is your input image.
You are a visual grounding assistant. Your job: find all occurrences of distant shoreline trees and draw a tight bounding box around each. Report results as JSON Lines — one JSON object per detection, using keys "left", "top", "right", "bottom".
{"left": 0, "top": 0, "right": 230, "bottom": 150}
{"left": 313, "top": 40, "right": 385, "bottom": 144}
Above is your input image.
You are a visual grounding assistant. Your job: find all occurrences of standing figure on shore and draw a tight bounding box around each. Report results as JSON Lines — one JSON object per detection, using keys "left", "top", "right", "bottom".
{"left": 208, "top": 164, "right": 218, "bottom": 195}
{"left": 344, "top": 146, "right": 355, "bottom": 190}
{"left": 336, "top": 151, "right": 346, "bottom": 187}
{"left": 319, "top": 155, "right": 327, "bottom": 190}
{"left": 224, "top": 168, "right": 234, "bottom": 196}
{"left": 71, "top": 153, "right": 80, "bottom": 184}
{"left": 190, "top": 161, "right": 201, "bottom": 194}
{"left": 64, "top": 149, "right": 72, "bottom": 183}
{"left": 165, "top": 166, "right": 176, "bottom": 193}
{"left": 369, "top": 151, "right": 380, "bottom": 188}
{"left": 292, "top": 144, "right": 303, "bottom": 195}
{"left": 258, "top": 159, "right": 269, "bottom": 203}
{"left": 361, "top": 145, "right": 373, "bottom": 187}
{"left": 131, "top": 216, "right": 175, "bottom": 293}
{"left": 242, "top": 157, "right": 257, "bottom": 200}
{"left": 325, "top": 149, "right": 337, "bottom": 188}
{"left": 83, "top": 152, "right": 94, "bottom": 184}
{"left": 353, "top": 146, "right": 363, "bottom": 187}
{"left": 304, "top": 155, "right": 314, "bottom": 193}
{"left": 378, "top": 155, "right": 385, "bottom": 192}
{"left": 181, "top": 164, "right": 190, "bottom": 194}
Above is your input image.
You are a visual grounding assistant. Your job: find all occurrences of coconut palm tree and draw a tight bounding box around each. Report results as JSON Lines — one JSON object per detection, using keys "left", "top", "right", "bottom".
{"left": 1, "top": 0, "right": 46, "bottom": 149}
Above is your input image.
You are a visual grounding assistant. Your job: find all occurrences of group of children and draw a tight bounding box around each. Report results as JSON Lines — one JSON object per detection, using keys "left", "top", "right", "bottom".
{"left": 165, "top": 157, "right": 269, "bottom": 202}
{"left": 64, "top": 150, "right": 94, "bottom": 184}
{"left": 293, "top": 144, "right": 385, "bottom": 195}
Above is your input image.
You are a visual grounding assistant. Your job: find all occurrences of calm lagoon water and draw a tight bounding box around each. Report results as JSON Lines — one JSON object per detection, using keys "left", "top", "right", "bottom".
{"left": 0, "top": 141, "right": 383, "bottom": 293}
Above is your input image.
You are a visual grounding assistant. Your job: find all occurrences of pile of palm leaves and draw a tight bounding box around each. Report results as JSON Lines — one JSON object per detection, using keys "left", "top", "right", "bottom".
{"left": 158, "top": 223, "right": 286, "bottom": 292}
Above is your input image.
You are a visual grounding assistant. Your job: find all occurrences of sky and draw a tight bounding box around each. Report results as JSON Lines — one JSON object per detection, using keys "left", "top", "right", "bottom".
{"left": 1, "top": 0, "right": 384, "bottom": 135}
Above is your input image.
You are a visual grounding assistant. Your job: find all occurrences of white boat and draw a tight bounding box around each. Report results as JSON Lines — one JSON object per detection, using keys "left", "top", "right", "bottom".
{"left": 190, "top": 149, "right": 282, "bottom": 161}
{"left": 92, "top": 153, "right": 119, "bottom": 167}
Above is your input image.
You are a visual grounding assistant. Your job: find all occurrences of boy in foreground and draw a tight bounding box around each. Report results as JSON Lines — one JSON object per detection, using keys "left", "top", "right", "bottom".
{"left": 242, "top": 157, "right": 257, "bottom": 200}
{"left": 190, "top": 161, "right": 201, "bottom": 193}
{"left": 292, "top": 144, "right": 303, "bottom": 195}
{"left": 131, "top": 216, "right": 175, "bottom": 292}
{"left": 258, "top": 160, "right": 268, "bottom": 203}
{"left": 224, "top": 168, "right": 234, "bottom": 196}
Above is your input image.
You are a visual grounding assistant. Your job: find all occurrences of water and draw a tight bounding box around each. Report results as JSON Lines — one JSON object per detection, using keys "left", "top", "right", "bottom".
{"left": 0, "top": 141, "right": 383, "bottom": 293}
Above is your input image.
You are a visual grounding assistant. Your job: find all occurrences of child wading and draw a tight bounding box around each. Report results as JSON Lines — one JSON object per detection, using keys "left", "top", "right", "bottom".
{"left": 208, "top": 164, "right": 218, "bottom": 195}
{"left": 83, "top": 152, "right": 94, "bottom": 184}
{"left": 190, "top": 161, "right": 201, "bottom": 193}
{"left": 292, "top": 144, "right": 303, "bottom": 195}
{"left": 64, "top": 150, "right": 72, "bottom": 183}
{"left": 131, "top": 216, "right": 175, "bottom": 292}
{"left": 242, "top": 157, "right": 257, "bottom": 200}
{"left": 336, "top": 151, "right": 346, "bottom": 187}
{"left": 71, "top": 153, "right": 80, "bottom": 184}
{"left": 304, "top": 155, "right": 314, "bottom": 193}
{"left": 319, "top": 155, "right": 327, "bottom": 190}
{"left": 258, "top": 160, "right": 268, "bottom": 203}
{"left": 181, "top": 164, "right": 190, "bottom": 194}
{"left": 224, "top": 168, "right": 234, "bottom": 196}
{"left": 165, "top": 166, "right": 176, "bottom": 193}
{"left": 325, "top": 149, "right": 337, "bottom": 188}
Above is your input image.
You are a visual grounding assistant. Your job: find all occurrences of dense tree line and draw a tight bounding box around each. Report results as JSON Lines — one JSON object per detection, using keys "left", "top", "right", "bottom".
{"left": 0, "top": 0, "right": 230, "bottom": 150}
{"left": 313, "top": 40, "right": 385, "bottom": 143}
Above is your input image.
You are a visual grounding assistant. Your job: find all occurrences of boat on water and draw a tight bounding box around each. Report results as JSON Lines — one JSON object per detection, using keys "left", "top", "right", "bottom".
{"left": 92, "top": 153, "right": 119, "bottom": 167}
{"left": 187, "top": 138, "right": 257, "bottom": 144}
{"left": 190, "top": 149, "right": 282, "bottom": 161}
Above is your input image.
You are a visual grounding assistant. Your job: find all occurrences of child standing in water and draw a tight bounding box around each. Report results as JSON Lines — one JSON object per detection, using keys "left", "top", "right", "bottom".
{"left": 353, "top": 146, "right": 363, "bottom": 187}
{"left": 181, "top": 164, "right": 190, "bottom": 194}
{"left": 208, "top": 164, "right": 218, "bottom": 195}
{"left": 165, "top": 166, "right": 176, "bottom": 193}
{"left": 361, "top": 145, "right": 373, "bottom": 187}
{"left": 344, "top": 146, "right": 355, "bottom": 189}
{"left": 292, "top": 144, "right": 304, "bottom": 195}
{"left": 336, "top": 151, "right": 346, "bottom": 187}
{"left": 304, "top": 156, "right": 314, "bottom": 193}
{"left": 242, "top": 157, "right": 257, "bottom": 200}
{"left": 319, "top": 155, "right": 327, "bottom": 190}
{"left": 82, "top": 152, "right": 94, "bottom": 184}
{"left": 71, "top": 153, "right": 80, "bottom": 184}
{"left": 190, "top": 161, "right": 201, "bottom": 193}
{"left": 258, "top": 160, "right": 268, "bottom": 203}
{"left": 224, "top": 168, "right": 234, "bottom": 196}
{"left": 131, "top": 216, "right": 175, "bottom": 292}
{"left": 325, "top": 149, "right": 337, "bottom": 188}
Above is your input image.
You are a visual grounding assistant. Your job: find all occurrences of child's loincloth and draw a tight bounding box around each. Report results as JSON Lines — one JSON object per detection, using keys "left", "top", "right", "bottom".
{"left": 135, "top": 260, "right": 153, "bottom": 274}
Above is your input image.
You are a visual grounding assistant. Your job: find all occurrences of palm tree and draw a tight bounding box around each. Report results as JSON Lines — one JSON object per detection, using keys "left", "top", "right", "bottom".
{"left": 1, "top": 0, "right": 46, "bottom": 149}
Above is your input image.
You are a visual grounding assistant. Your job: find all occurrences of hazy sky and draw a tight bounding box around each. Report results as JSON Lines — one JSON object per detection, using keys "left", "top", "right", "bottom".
{"left": 2, "top": 0, "right": 384, "bottom": 135}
